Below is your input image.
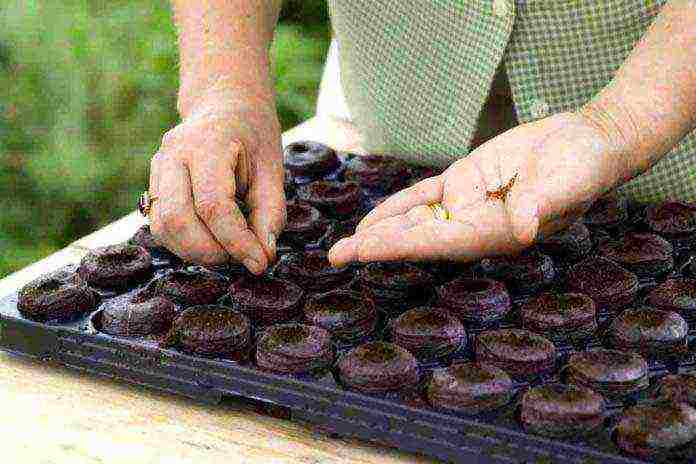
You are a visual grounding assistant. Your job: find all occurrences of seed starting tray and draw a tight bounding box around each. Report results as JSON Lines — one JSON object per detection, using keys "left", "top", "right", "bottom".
{"left": 2, "top": 145, "right": 696, "bottom": 464}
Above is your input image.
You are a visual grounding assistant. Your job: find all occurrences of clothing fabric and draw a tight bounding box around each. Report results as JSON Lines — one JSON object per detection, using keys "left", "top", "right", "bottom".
{"left": 327, "top": 0, "right": 696, "bottom": 203}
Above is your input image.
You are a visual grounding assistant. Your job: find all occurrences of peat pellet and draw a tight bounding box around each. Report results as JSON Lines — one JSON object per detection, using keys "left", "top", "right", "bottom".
{"left": 163, "top": 305, "right": 251, "bottom": 358}
{"left": 475, "top": 328, "right": 556, "bottom": 378}
{"left": 284, "top": 141, "right": 340, "bottom": 180}
{"left": 390, "top": 306, "right": 465, "bottom": 361}
{"left": 565, "top": 349, "right": 648, "bottom": 399}
{"left": 256, "top": 323, "right": 334, "bottom": 376}
{"left": 338, "top": 341, "right": 419, "bottom": 394}
{"left": 520, "top": 383, "right": 605, "bottom": 438}
{"left": 227, "top": 276, "right": 304, "bottom": 325}
{"left": 273, "top": 250, "right": 354, "bottom": 293}
{"left": 607, "top": 307, "right": 687, "bottom": 359}
{"left": 646, "top": 278, "right": 696, "bottom": 323}
{"left": 296, "top": 180, "right": 363, "bottom": 219}
{"left": 17, "top": 268, "right": 100, "bottom": 322}
{"left": 426, "top": 362, "right": 513, "bottom": 415}
{"left": 614, "top": 402, "right": 696, "bottom": 459}
{"left": 304, "top": 290, "right": 377, "bottom": 344}
{"left": 567, "top": 257, "right": 639, "bottom": 312}
{"left": 520, "top": 292, "right": 597, "bottom": 344}
{"left": 435, "top": 278, "right": 511, "bottom": 324}
{"left": 597, "top": 232, "right": 674, "bottom": 278}
{"left": 77, "top": 244, "right": 152, "bottom": 290}
{"left": 154, "top": 266, "right": 228, "bottom": 308}
{"left": 101, "top": 285, "right": 176, "bottom": 336}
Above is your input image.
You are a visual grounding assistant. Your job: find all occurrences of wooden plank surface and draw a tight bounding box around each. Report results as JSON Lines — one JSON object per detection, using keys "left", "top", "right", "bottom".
{"left": 0, "top": 117, "right": 436, "bottom": 464}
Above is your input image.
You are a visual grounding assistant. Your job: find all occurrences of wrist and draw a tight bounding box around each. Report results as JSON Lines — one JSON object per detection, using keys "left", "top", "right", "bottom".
{"left": 575, "top": 96, "right": 651, "bottom": 190}
{"left": 179, "top": 73, "right": 275, "bottom": 121}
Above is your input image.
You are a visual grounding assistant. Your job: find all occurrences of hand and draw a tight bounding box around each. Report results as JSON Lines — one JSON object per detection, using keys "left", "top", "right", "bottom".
{"left": 149, "top": 88, "right": 286, "bottom": 274}
{"left": 328, "top": 111, "right": 625, "bottom": 266}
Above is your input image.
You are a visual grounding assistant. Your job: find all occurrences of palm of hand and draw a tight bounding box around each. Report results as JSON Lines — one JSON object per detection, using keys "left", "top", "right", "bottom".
{"left": 329, "top": 111, "right": 619, "bottom": 265}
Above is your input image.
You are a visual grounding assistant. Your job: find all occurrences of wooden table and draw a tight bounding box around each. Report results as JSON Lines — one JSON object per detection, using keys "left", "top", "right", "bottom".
{"left": 0, "top": 117, "right": 436, "bottom": 464}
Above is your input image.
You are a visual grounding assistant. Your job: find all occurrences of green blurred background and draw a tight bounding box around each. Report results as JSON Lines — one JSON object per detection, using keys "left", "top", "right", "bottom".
{"left": 0, "top": 1, "right": 330, "bottom": 277}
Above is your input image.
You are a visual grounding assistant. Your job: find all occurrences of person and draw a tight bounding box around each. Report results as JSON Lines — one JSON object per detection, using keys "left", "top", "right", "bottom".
{"left": 147, "top": 0, "right": 696, "bottom": 274}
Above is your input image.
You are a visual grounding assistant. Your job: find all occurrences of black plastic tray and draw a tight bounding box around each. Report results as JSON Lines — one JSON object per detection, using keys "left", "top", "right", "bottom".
{"left": 0, "top": 280, "right": 679, "bottom": 464}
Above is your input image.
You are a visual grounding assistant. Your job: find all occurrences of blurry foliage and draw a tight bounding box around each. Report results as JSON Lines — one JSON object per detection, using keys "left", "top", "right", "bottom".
{"left": 0, "top": 0, "right": 330, "bottom": 276}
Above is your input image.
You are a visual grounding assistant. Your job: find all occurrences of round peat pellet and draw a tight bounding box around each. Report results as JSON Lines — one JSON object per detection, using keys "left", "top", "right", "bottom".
{"left": 256, "top": 323, "right": 334, "bottom": 376}
{"left": 296, "top": 180, "right": 363, "bottom": 219}
{"left": 304, "top": 290, "right": 377, "bottom": 344}
{"left": 280, "top": 200, "right": 328, "bottom": 247}
{"left": 646, "top": 278, "right": 696, "bottom": 323}
{"left": 284, "top": 141, "right": 340, "bottom": 180}
{"left": 337, "top": 341, "right": 419, "bottom": 395}
{"left": 318, "top": 218, "right": 360, "bottom": 251}
{"left": 475, "top": 328, "right": 556, "bottom": 378}
{"left": 154, "top": 266, "right": 228, "bottom": 308}
{"left": 343, "top": 154, "right": 411, "bottom": 193}
{"left": 77, "top": 244, "right": 152, "bottom": 290}
{"left": 597, "top": 232, "right": 674, "bottom": 278}
{"left": 583, "top": 195, "right": 628, "bottom": 229}
{"left": 520, "top": 383, "right": 605, "bottom": 438}
{"left": 358, "top": 262, "right": 435, "bottom": 314}
{"left": 538, "top": 221, "right": 592, "bottom": 262}
{"left": 476, "top": 249, "right": 555, "bottom": 294}
{"left": 17, "top": 268, "right": 100, "bottom": 322}
{"left": 520, "top": 292, "right": 597, "bottom": 344}
{"left": 566, "top": 257, "right": 639, "bottom": 312}
{"left": 127, "top": 225, "right": 173, "bottom": 255}
{"left": 607, "top": 307, "right": 687, "bottom": 359}
{"left": 645, "top": 201, "right": 696, "bottom": 246}
{"left": 101, "top": 286, "right": 176, "bottom": 336}
{"left": 435, "top": 278, "right": 511, "bottom": 325}
{"left": 565, "top": 349, "right": 648, "bottom": 399}
{"left": 273, "top": 250, "right": 354, "bottom": 293}
{"left": 426, "top": 362, "right": 513, "bottom": 415}
{"left": 164, "top": 305, "right": 251, "bottom": 358}
{"left": 227, "top": 276, "right": 304, "bottom": 325}
{"left": 657, "top": 373, "right": 696, "bottom": 407}
{"left": 390, "top": 306, "right": 466, "bottom": 361}
{"left": 614, "top": 402, "right": 696, "bottom": 459}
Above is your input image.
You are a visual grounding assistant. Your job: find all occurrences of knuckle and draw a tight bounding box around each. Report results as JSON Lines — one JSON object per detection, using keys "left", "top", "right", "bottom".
{"left": 194, "top": 196, "right": 223, "bottom": 223}
{"left": 160, "top": 128, "right": 180, "bottom": 149}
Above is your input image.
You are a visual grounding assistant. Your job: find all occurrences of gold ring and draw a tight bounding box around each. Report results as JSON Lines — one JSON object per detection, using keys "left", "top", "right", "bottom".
{"left": 428, "top": 202, "right": 451, "bottom": 221}
{"left": 138, "top": 190, "right": 159, "bottom": 217}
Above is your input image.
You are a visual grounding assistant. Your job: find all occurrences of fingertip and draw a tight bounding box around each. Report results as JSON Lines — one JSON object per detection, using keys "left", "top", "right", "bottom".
{"left": 328, "top": 237, "right": 357, "bottom": 267}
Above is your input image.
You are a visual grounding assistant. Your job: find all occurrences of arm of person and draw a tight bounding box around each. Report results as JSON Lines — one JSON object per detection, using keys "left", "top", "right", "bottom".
{"left": 149, "top": 0, "right": 285, "bottom": 274}
{"left": 579, "top": 0, "right": 696, "bottom": 190}
{"left": 329, "top": 0, "right": 696, "bottom": 266}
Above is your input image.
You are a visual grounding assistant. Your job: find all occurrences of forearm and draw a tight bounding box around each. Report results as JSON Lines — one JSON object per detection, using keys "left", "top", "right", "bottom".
{"left": 580, "top": 0, "right": 696, "bottom": 188}
{"left": 171, "top": 0, "right": 283, "bottom": 118}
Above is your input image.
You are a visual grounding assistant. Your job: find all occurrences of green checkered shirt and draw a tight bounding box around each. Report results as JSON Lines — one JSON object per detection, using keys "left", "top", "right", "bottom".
{"left": 327, "top": 0, "right": 696, "bottom": 203}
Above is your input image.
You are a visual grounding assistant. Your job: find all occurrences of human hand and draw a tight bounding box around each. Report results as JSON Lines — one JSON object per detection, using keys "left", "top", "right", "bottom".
{"left": 328, "top": 111, "right": 627, "bottom": 266}
{"left": 149, "top": 87, "right": 285, "bottom": 274}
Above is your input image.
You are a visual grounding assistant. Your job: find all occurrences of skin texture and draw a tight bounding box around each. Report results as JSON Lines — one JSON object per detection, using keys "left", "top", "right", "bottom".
{"left": 328, "top": 0, "right": 696, "bottom": 266}
{"left": 150, "top": 1, "right": 285, "bottom": 274}
{"left": 159, "top": 1, "right": 696, "bottom": 270}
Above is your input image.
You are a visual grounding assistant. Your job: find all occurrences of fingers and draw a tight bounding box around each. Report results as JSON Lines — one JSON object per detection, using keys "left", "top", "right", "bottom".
{"left": 188, "top": 143, "right": 268, "bottom": 274}
{"left": 245, "top": 141, "right": 287, "bottom": 263}
{"left": 330, "top": 215, "right": 479, "bottom": 265}
{"left": 149, "top": 153, "right": 229, "bottom": 266}
{"left": 357, "top": 176, "right": 444, "bottom": 231}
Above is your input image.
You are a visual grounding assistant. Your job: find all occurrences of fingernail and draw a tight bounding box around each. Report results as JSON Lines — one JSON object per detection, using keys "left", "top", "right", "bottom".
{"left": 243, "top": 257, "right": 262, "bottom": 275}
{"left": 267, "top": 233, "right": 277, "bottom": 255}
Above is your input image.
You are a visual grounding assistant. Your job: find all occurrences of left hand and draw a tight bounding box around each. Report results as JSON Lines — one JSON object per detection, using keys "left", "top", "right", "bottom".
{"left": 328, "top": 110, "right": 626, "bottom": 266}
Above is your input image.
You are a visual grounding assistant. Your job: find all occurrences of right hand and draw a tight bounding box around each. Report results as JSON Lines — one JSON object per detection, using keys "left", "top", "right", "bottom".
{"left": 149, "top": 90, "right": 286, "bottom": 275}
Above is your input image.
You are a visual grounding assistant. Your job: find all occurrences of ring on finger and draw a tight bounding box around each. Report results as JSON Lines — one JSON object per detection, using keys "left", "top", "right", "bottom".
{"left": 138, "top": 190, "right": 160, "bottom": 217}
{"left": 427, "top": 202, "right": 451, "bottom": 221}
